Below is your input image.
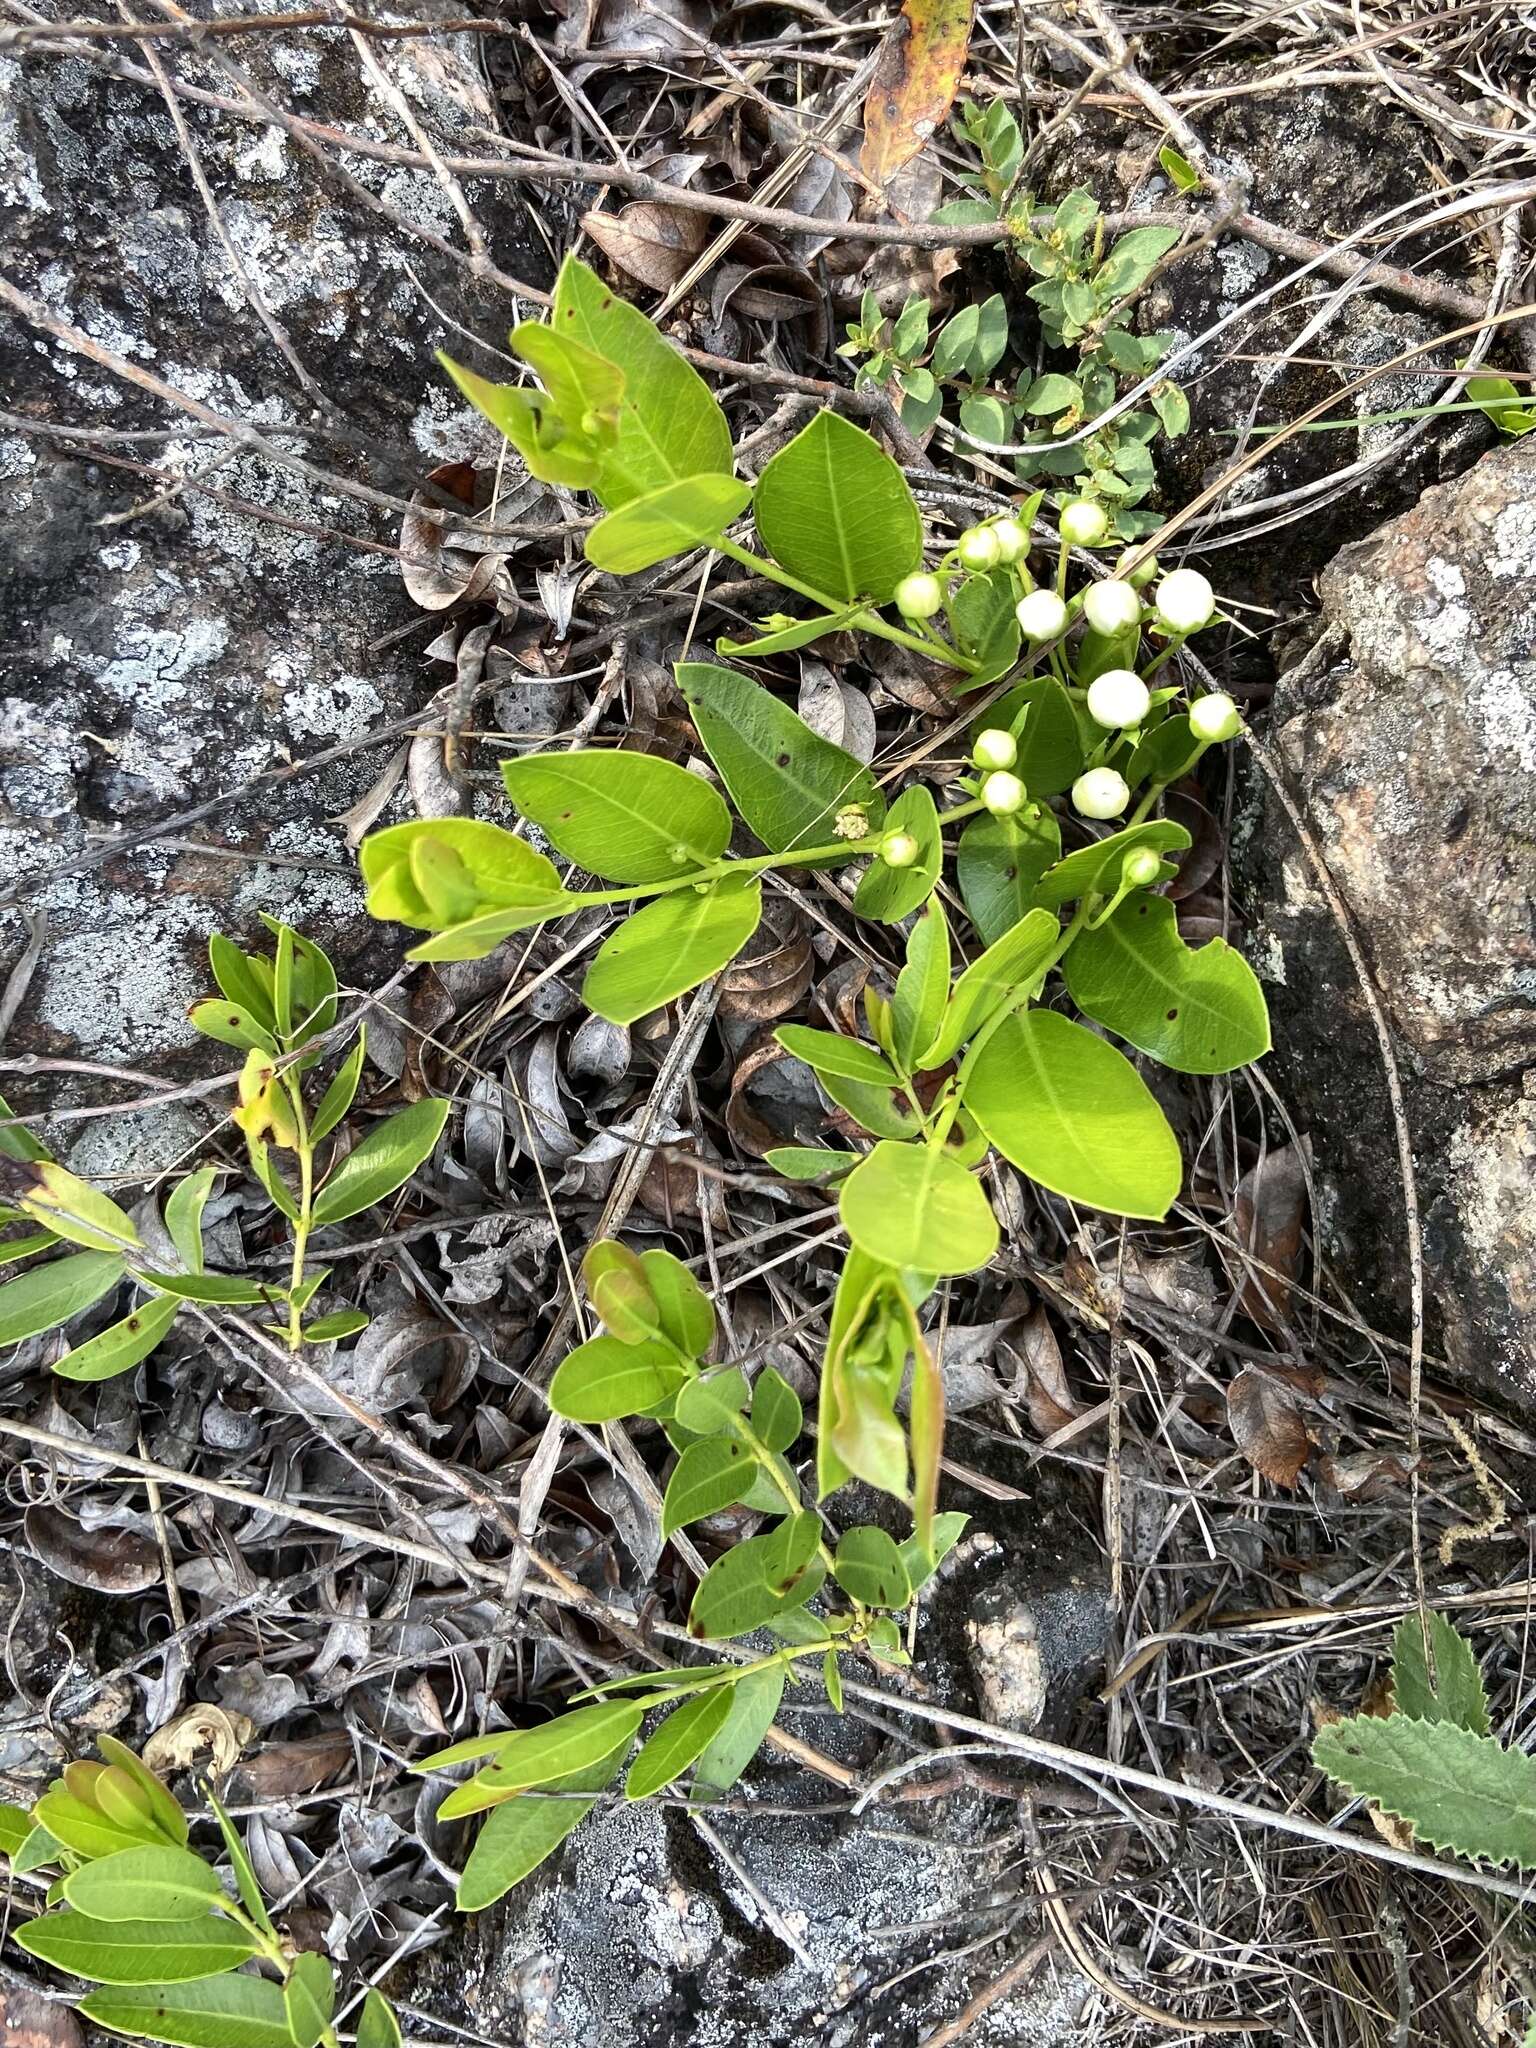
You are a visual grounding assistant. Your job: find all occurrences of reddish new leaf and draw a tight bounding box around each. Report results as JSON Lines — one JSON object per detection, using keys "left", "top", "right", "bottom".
{"left": 861, "top": 0, "right": 975, "bottom": 188}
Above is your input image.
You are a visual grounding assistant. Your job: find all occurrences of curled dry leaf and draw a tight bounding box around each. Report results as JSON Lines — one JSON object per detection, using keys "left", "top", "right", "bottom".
{"left": 1226, "top": 1366, "right": 1313, "bottom": 1488}
{"left": 142, "top": 1701, "right": 255, "bottom": 1778}
{"left": 399, "top": 462, "right": 505, "bottom": 612}
{"left": 1316, "top": 1449, "right": 1414, "bottom": 1501}
{"left": 583, "top": 201, "right": 710, "bottom": 293}
{"left": 797, "top": 661, "right": 877, "bottom": 763}
{"left": 717, "top": 895, "right": 814, "bottom": 1027}
{"left": 1231, "top": 1139, "right": 1311, "bottom": 1328}
{"left": 1010, "top": 1304, "right": 1083, "bottom": 1437}
{"left": 861, "top": 0, "right": 975, "bottom": 187}
{"left": 24, "top": 1503, "right": 160, "bottom": 1595}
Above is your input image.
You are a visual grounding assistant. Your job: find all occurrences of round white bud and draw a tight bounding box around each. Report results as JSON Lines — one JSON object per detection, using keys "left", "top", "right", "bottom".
{"left": 1059, "top": 499, "right": 1109, "bottom": 547}
{"left": 956, "top": 525, "right": 1001, "bottom": 572}
{"left": 1072, "top": 767, "right": 1131, "bottom": 820}
{"left": 894, "top": 571, "right": 944, "bottom": 621}
{"left": 980, "top": 770, "right": 1026, "bottom": 816}
{"left": 1154, "top": 567, "right": 1215, "bottom": 633}
{"left": 1117, "top": 548, "right": 1159, "bottom": 589}
{"left": 1015, "top": 588, "right": 1068, "bottom": 641}
{"left": 880, "top": 831, "right": 920, "bottom": 868}
{"left": 1086, "top": 668, "right": 1151, "bottom": 730}
{"left": 990, "top": 516, "right": 1029, "bottom": 563}
{"left": 972, "top": 727, "right": 1018, "bottom": 771}
{"left": 1082, "top": 580, "right": 1143, "bottom": 635}
{"left": 1189, "top": 691, "right": 1243, "bottom": 743}
{"left": 1122, "top": 847, "right": 1164, "bottom": 889}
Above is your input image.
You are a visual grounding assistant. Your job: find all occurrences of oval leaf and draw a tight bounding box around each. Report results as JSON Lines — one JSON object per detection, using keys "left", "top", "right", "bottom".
{"left": 64, "top": 1846, "right": 228, "bottom": 1923}
{"left": 852, "top": 785, "right": 941, "bottom": 923}
{"left": 957, "top": 807, "right": 1060, "bottom": 946}
{"left": 502, "top": 749, "right": 731, "bottom": 883}
{"left": 753, "top": 410, "right": 922, "bottom": 603}
{"left": 311, "top": 1098, "right": 449, "bottom": 1229}
{"left": 688, "top": 1513, "right": 823, "bottom": 1640}
{"left": 16, "top": 1909, "right": 256, "bottom": 1986}
{"left": 54, "top": 1292, "right": 181, "bottom": 1384}
{"left": 360, "top": 818, "right": 564, "bottom": 932}
{"left": 691, "top": 1664, "right": 787, "bottom": 1800}
{"left": 662, "top": 1438, "right": 756, "bottom": 1537}
{"left": 459, "top": 1703, "right": 643, "bottom": 1799}
{"left": 625, "top": 1687, "right": 735, "bottom": 1801}
{"left": 1062, "top": 894, "right": 1271, "bottom": 1075}
{"left": 78, "top": 1974, "right": 293, "bottom": 2048}
{"left": 586, "top": 474, "right": 752, "bottom": 573}
{"left": 582, "top": 873, "right": 762, "bottom": 1027}
{"left": 550, "top": 1334, "right": 682, "bottom": 1423}
{"left": 456, "top": 1744, "right": 628, "bottom": 1912}
{"left": 839, "top": 1140, "right": 998, "bottom": 1276}
{"left": 832, "top": 1525, "right": 911, "bottom": 1609}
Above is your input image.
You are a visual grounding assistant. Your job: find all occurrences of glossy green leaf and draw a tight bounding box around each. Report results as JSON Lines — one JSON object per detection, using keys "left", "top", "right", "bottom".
{"left": 966, "top": 1010, "right": 1181, "bottom": 1218}
{"left": 301, "top": 1308, "right": 368, "bottom": 1343}
{"left": 1031, "top": 820, "right": 1190, "bottom": 910}
{"left": 0, "top": 1801, "right": 31, "bottom": 1856}
{"left": 356, "top": 1990, "right": 403, "bottom": 2048}
{"left": 311, "top": 1097, "right": 448, "bottom": 1229}
{"left": 716, "top": 602, "right": 865, "bottom": 660}
{"left": 284, "top": 1951, "right": 335, "bottom": 2048}
{"left": 587, "top": 474, "right": 752, "bottom": 573}
{"left": 552, "top": 256, "right": 732, "bottom": 505}
{"left": 688, "top": 1513, "right": 823, "bottom": 1640}
{"left": 901, "top": 1509, "right": 970, "bottom": 1594}
{"left": 161, "top": 1167, "right": 215, "bottom": 1277}
{"left": 188, "top": 1001, "right": 277, "bottom": 1056}
{"left": 361, "top": 818, "right": 566, "bottom": 932}
{"left": 137, "top": 1270, "right": 276, "bottom": 1307}
{"left": 639, "top": 1247, "right": 715, "bottom": 1358}
{"left": 450, "top": 1704, "right": 644, "bottom": 1805}
{"left": 626, "top": 1687, "right": 735, "bottom": 1800}
{"left": 31, "top": 1790, "right": 142, "bottom": 1862}
{"left": 509, "top": 318, "right": 624, "bottom": 440}
{"left": 407, "top": 899, "right": 579, "bottom": 964}
{"left": 692, "top": 1665, "right": 786, "bottom": 1800}
{"left": 14, "top": 1819, "right": 67, "bottom": 1872}
{"left": 677, "top": 662, "right": 883, "bottom": 860}
{"left": 813, "top": 1066, "right": 921, "bottom": 1141}
{"left": 455, "top": 1743, "right": 628, "bottom": 1911}
{"left": 673, "top": 1366, "right": 749, "bottom": 1436}
{"left": 0, "top": 1089, "right": 48, "bottom": 1163}
{"left": 503, "top": 749, "right": 732, "bottom": 884}
{"left": 1391, "top": 1613, "right": 1490, "bottom": 1736}
{"left": 832, "top": 1525, "right": 911, "bottom": 1609}
{"left": 750, "top": 1366, "right": 803, "bottom": 1454}
{"left": 947, "top": 567, "right": 1020, "bottom": 685}
{"left": 1158, "top": 143, "right": 1199, "bottom": 192}
{"left": 93, "top": 1740, "right": 188, "bottom": 1851}
{"left": 840, "top": 1140, "right": 997, "bottom": 1276}
{"left": 54, "top": 1291, "right": 181, "bottom": 1383}
{"left": 17, "top": 1164, "right": 138, "bottom": 1254}
{"left": 1063, "top": 894, "right": 1271, "bottom": 1075}
{"left": 583, "top": 873, "right": 762, "bottom": 1026}
{"left": 439, "top": 352, "right": 604, "bottom": 489}
{"left": 64, "top": 1846, "right": 228, "bottom": 1923}
{"left": 921, "top": 907, "right": 1059, "bottom": 1067}
{"left": 582, "top": 1239, "right": 661, "bottom": 1343}
{"left": 308, "top": 1037, "right": 367, "bottom": 1148}
{"left": 957, "top": 807, "right": 1061, "bottom": 947}
{"left": 550, "top": 1334, "right": 683, "bottom": 1423}
{"left": 244, "top": 1138, "right": 300, "bottom": 1225}
{"left": 774, "top": 1026, "right": 898, "bottom": 1089}
{"left": 891, "top": 898, "right": 951, "bottom": 1073}
{"left": 207, "top": 938, "right": 275, "bottom": 1033}
{"left": 662, "top": 1437, "right": 756, "bottom": 1537}
{"left": 753, "top": 410, "right": 922, "bottom": 603}
{"left": 988, "top": 676, "right": 1083, "bottom": 797}
{"left": 15, "top": 1908, "right": 248, "bottom": 1986}
{"left": 79, "top": 1977, "right": 295, "bottom": 2048}
{"left": 852, "top": 785, "right": 942, "bottom": 924}
{"left": 762, "top": 1146, "right": 860, "bottom": 1183}
{"left": 0, "top": 1249, "right": 124, "bottom": 1345}
{"left": 0, "top": 1228, "right": 59, "bottom": 1266}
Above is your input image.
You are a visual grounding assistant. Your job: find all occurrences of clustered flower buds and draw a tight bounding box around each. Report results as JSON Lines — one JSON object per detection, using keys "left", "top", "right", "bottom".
{"left": 894, "top": 571, "right": 944, "bottom": 621}
{"left": 1059, "top": 499, "right": 1109, "bottom": 547}
{"left": 1015, "top": 588, "right": 1068, "bottom": 641}
{"left": 834, "top": 805, "right": 871, "bottom": 840}
{"left": 1072, "top": 767, "right": 1131, "bottom": 820}
{"left": 980, "top": 770, "right": 1026, "bottom": 816}
{"left": 956, "top": 525, "right": 1001, "bottom": 572}
{"left": 1082, "top": 580, "right": 1142, "bottom": 635}
{"left": 971, "top": 727, "right": 1017, "bottom": 771}
{"left": 1117, "top": 549, "right": 1159, "bottom": 589}
{"left": 1086, "top": 667, "right": 1151, "bottom": 730}
{"left": 990, "top": 517, "right": 1029, "bottom": 563}
{"left": 879, "top": 831, "right": 920, "bottom": 868}
{"left": 1154, "top": 567, "right": 1215, "bottom": 633}
{"left": 1189, "top": 690, "right": 1243, "bottom": 742}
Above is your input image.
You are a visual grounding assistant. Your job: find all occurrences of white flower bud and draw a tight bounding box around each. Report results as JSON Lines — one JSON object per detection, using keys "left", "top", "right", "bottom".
{"left": 1122, "top": 847, "right": 1164, "bottom": 889}
{"left": 1082, "top": 580, "right": 1142, "bottom": 635}
{"left": 1059, "top": 499, "right": 1109, "bottom": 547}
{"left": 990, "top": 516, "right": 1028, "bottom": 563}
{"left": 1117, "top": 549, "right": 1159, "bottom": 589}
{"left": 1072, "top": 767, "right": 1131, "bottom": 820}
{"left": 980, "top": 770, "right": 1026, "bottom": 816}
{"left": 956, "top": 526, "right": 1001, "bottom": 572}
{"left": 894, "top": 571, "right": 944, "bottom": 620}
{"left": 972, "top": 727, "right": 1018, "bottom": 771}
{"left": 1188, "top": 691, "right": 1243, "bottom": 743}
{"left": 1154, "top": 567, "right": 1215, "bottom": 633}
{"left": 880, "top": 831, "right": 920, "bottom": 868}
{"left": 1086, "top": 668, "right": 1151, "bottom": 730}
{"left": 1015, "top": 589, "right": 1068, "bottom": 641}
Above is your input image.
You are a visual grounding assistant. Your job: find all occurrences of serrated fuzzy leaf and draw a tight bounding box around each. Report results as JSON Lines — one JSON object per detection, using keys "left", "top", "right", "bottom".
{"left": 1314, "top": 1714, "right": 1536, "bottom": 1867}
{"left": 1391, "top": 1613, "right": 1490, "bottom": 1736}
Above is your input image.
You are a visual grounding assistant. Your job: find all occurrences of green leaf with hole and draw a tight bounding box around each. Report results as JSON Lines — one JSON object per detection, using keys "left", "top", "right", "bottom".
{"left": 921, "top": 907, "right": 1059, "bottom": 1067}
{"left": 662, "top": 1438, "right": 756, "bottom": 1537}
{"left": 16, "top": 1909, "right": 254, "bottom": 1985}
{"left": 0, "top": 1249, "right": 124, "bottom": 1346}
{"left": 79, "top": 1975, "right": 295, "bottom": 2048}
{"left": 502, "top": 749, "right": 732, "bottom": 883}
{"left": 626, "top": 1687, "right": 736, "bottom": 1800}
{"left": 751, "top": 1366, "right": 803, "bottom": 1454}
{"left": 53, "top": 1291, "right": 181, "bottom": 1384}
{"left": 957, "top": 807, "right": 1061, "bottom": 947}
{"left": 311, "top": 1098, "right": 448, "bottom": 1228}
{"left": 550, "top": 1334, "right": 684, "bottom": 1423}
{"left": 583, "top": 872, "right": 762, "bottom": 1025}
{"left": 774, "top": 1026, "right": 899, "bottom": 1089}
{"left": 852, "top": 785, "right": 941, "bottom": 923}
{"left": 1064, "top": 894, "right": 1269, "bottom": 1075}
{"left": 965, "top": 1010, "right": 1181, "bottom": 1218}
{"left": 1313, "top": 1714, "right": 1536, "bottom": 1868}
{"left": 691, "top": 1664, "right": 786, "bottom": 1800}
{"left": 753, "top": 410, "right": 922, "bottom": 603}
{"left": 678, "top": 662, "right": 883, "bottom": 860}
{"left": 832, "top": 1525, "right": 911, "bottom": 1608}
{"left": 840, "top": 1140, "right": 998, "bottom": 1276}
{"left": 1031, "top": 820, "right": 1190, "bottom": 910}
{"left": 64, "top": 1846, "right": 228, "bottom": 1923}
{"left": 1391, "top": 1613, "right": 1490, "bottom": 1735}
{"left": 689, "top": 1513, "right": 823, "bottom": 1640}
{"left": 456, "top": 1742, "right": 629, "bottom": 1911}
{"left": 586, "top": 474, "right": 752, "bottom": 573}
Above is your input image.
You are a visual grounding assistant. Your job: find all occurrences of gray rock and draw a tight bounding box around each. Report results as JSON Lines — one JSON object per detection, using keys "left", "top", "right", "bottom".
{"left": 1243, "top": 435, "right": 1536, "bottom": 1395}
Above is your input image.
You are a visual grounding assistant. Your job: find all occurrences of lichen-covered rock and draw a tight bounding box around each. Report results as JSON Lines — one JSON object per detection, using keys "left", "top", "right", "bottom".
{"left": 1245, "top": 436, "right": 1536, "bottom": 1394}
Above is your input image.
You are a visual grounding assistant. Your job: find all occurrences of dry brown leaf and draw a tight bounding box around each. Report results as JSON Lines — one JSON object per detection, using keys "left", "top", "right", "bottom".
{"left": 861, "top": 0, "right": 975, "bottom": 188}
{"left": 1231, "top": 1139, "right": 1311, "bottom": 1327}
{"left": 1011, "top": 1305, "right": 1082, "bottom": 1437}
{"left": 24, "top": 1505, "right": 160, "bottom": 1596}
{"left": 718, "top": 896, "right": 814, "bottom": 1026}
{"left": 143, "top": 1702, "right": 255, "bottom": 1779}
{"left": 228, "top": 1733, "right": 353, "bottom": 1803}
{"left": 583, "top": 202, "right": 710, "bottom": 293}
{"left": 0, "top": 1970, "right": 83, "bottom": 2048}
{"left": 1226, "top": 1366, "right": 1313, "bottom": 1488}
{"left": 1316, "top": 1449, "right": 1413, "bottom": 1501}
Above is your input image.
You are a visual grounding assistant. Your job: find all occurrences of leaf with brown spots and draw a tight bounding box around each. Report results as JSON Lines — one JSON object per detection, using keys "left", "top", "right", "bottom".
{"left": 861, "top": 0, "right": 975, "bottom": 188}
{"left": 1227, "top": 1366, "right": 1313, "bottom": 1488}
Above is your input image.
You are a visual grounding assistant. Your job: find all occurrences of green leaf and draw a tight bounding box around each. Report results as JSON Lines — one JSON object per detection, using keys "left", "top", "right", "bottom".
{"left": 94, "top": 1739, "right": 189, "bottom": 1851}
{"left": 552, "top": 255, "right": 733, "bottom": 506}
{"left": 162, "top": 1167, "right": 215, "bottom": 1276}
{"left": 1158, "top": 143, "right": 1199, "bottom": 192}
{"left": 439, "top": 352, "right": 604, "bottom": 490}
{"left": 823, "top": 1647, "right": 844, "bottom": 1711}
{"left": 639, "top": 1247, "right": 714, "bottom": 1358}
{"left": 1391, "top": 1613, "right": 1490, "bottom": 1735}
{"left": 692, "top": 1665, "right": 786, "bottom": 1800}
{"left": 284, "top": 1952, "right": 335, "bottom": 2048}
{"left": 762, "top": 1146, "right": 861, "bottom": 1183}
{"left": 626, "top": 1687, "right": 735, "bottom": 1799}
{"left": 988, "top": 676, "right": 1083, "bottom": 797}
{"left": 245, "top": 1138, "right": 299, "bottom": 1225}
{"left": 750, "top": 1366, "right": 803, "bottom": 1454}
{"left": 678, "top": 662, "right": 883, "bottom": 860}
{"left": 957, "top": 807, "right": 1061, "bottom": 947}
{"left": 932, "top": 304, "right": 979, "bottom": 378}
{"left": 0, "top": 1090, "right": 48, "bottom": 1163}
{"left": 1031, "top": 820, "right": 1190, "bottom": 910}
{"left": 753, "top": 410, "right": 923, "bottom": 604}
{"left": 1053, "top": 186, "right": 1099, "bottom": 241}
{"left": 32, "top": 1790, "right": 144, "bottom": 1862}
{"left": 16, "top": 1164, "right": 138, "bottom": 1254}
{"left": 188, "top": 1001, "right": 277, "bottom": 1056}
{"left": 586, "top": 474, "right": 752, "bottom": 573}
{"left": 509, "top": 318, "right": 625, "bottom": 446}
{"left": 360, "top": 818, "right": 565, "bottom": 933}
{"left": 308, "top": 1037, "right": 367, "bottom": 1148}
{"left": 1095, "top": 225, "right": 1182, "bottom": 300}
{"left": 407, "top": 900, "right": 580, "bottom": 964}
{"left": 356, "top": 1991, "right": 403, "bottom": 2048}
{"left": 583, "top": 1239, "right": 661, "bottom": 1344}
{"left": 17, "top": 1909, "right": 256, "bottom": 1986}
{"left": 662, "top": 1438, "right": 756, "bottom": 1537}
{"left": 852, "top": 786, "right": 941, "bottom": 924}
{"left": 958, "top": 394, "right": 1010, "bottom": 445}
{"left": 64, "top": 1846, "right": 228, "bottom": 1923}
{"left": 550, "top": 1334, "right": 683, "bottom": 1423}
{"left": 583, "top": 873, "right": 762, "bottom": 1026}
{"left": 813, "top": 1065, "right": 922, "bottom": 1141}
{"left": 502, "top": 749, "right": 732, "bottom": 883}
{"left": 1126, "top": 713, "right": 1201, "bottom": 788}
{"left": 0, "top": 1249, "right": 124, "bottom": 1345}
{"left": 54, "top": 1291, "right": 181, "bottom": 1384}
{"left": 456, "top": 1744, "right": 628, "bottom": 1911}
{"left": 1313, "top": 1714, "right": 1536, "bottom": 1868}
{"left": 207, "top": 938, "right": 276, "bottom": 1033}
{"left": 840, "top": 1140, "right": 998, "bottom": 1277}
{"left": 267, "top": 922, "right": 337, "bottom": 1046}
{"left": 901, "top": 1509, "right": 970, "bottom": 1594}
{"left": 832, "top": 1525, "right": 911, "bottom": 1609}
{"left": 447, "top": 1704, "right": 644, "bottom": 1806}
{"left": 1021, "top": 373, "right": 1081, "bottom": 417}
{"left": 79, "top": 1976, "right": 295, "bottom": 2048}
{"left": 716, "top": 603, "right": 868, "bottom": 660}
{"left": 1150, "top": 380, "right": 1190, "bottom": 438}
{"left": 673, "top": 1367, "right": 750, "bottom": 1436}
{"left": 301, "top": 1308, "right": 368, "bottom": 1343}
{"left": 774, "top": 1026, "right": 898, "bottom": 1089}
{"left": 947, "top": 567, "right": 1020, "bottom": 687}
{"left": 1064, "top": 894, "right": 1270, "bottom": 1076}
{"left": 965, "top": 1010, "right": 1181, "bottom": 1218}
{"left": 0, "top": 1801, "right": 31, "bottom": 1856}
{"left": 891, "top": 898, "right": 951, "bottom": 1072}
{"left": 310, "top": 1097, "right": 449, "bottom": 1229}
{"left": 932, "top": 198, "right": 998, "bottom": 227}
{"left": 922, "top": 907, "right": 1059, "bottom": 1067}
{"left": 14, "top": 1817, "right": 70, "bottom": 1869}
{"left": 689, "top": 1513, "right": 823, "bottom": 1640}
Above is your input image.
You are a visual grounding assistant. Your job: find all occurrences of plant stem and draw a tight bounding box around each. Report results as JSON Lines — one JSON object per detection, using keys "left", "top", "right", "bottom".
{"left": 710, "top": 534, "right": 979, "bottom": 673}
{"left": 221, "top": 1898, "right": 344, "bottom": 2048}
{"left": 283, "top": 1078, "right": 313, "bottom": 1353}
